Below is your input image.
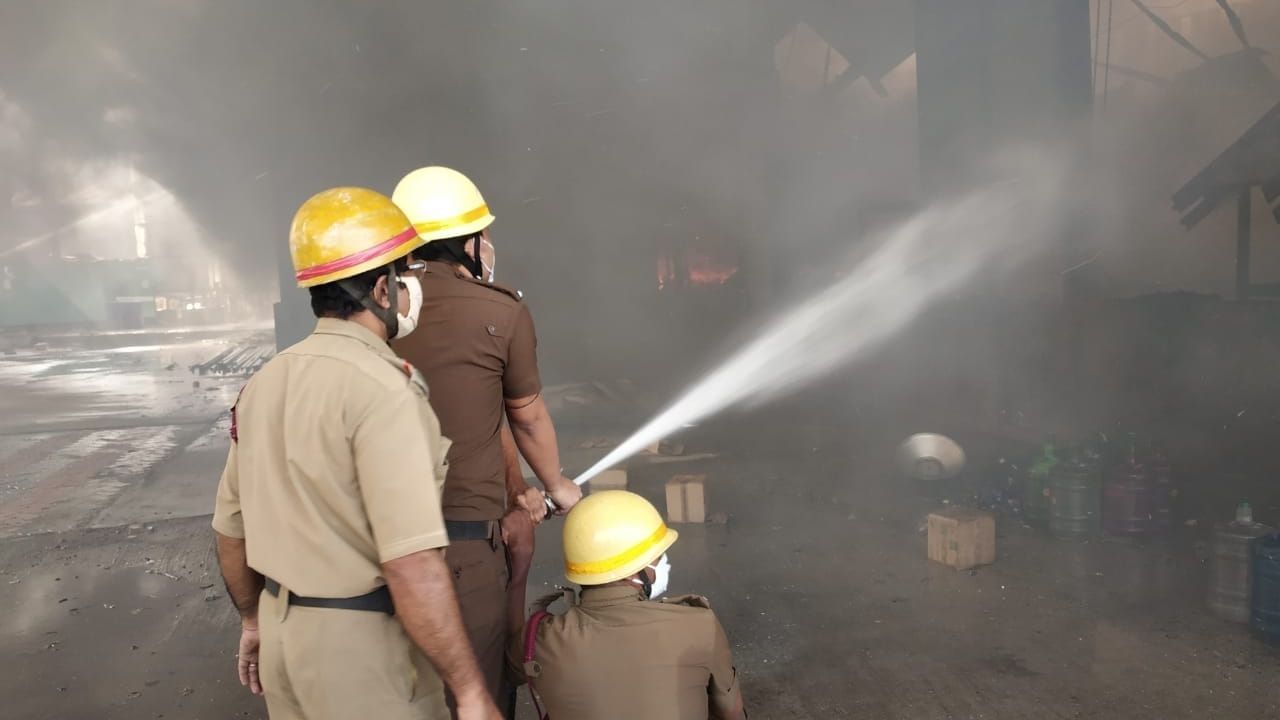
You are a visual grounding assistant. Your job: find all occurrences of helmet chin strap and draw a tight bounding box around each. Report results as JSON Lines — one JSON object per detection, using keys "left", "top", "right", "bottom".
{"left": 637, "top": 569, "right": 652, "bottom": 599}
{"left": 469, "top": 235, "right": 485, "bottom": 280}
{"left": 339, "top": 264, "right": 399, "bottom": 339}
{"left": 433, "top": 234, "right": 485, "bottom": 280}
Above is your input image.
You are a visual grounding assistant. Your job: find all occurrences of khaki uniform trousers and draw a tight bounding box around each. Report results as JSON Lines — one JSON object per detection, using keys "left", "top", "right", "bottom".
{"left": 444, "top": 536, "right": 511, "bottom": 717}
{"left": 258, "top": 584, "right": 449, "bottom": 720}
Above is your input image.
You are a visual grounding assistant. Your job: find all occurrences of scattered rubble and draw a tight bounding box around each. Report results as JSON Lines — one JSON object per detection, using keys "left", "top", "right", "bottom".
{"left": 190, "top": 344, "right": 274, "bottom": 376}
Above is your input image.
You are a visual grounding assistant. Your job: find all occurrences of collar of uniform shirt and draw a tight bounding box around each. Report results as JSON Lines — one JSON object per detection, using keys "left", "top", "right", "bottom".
{"left": 313, "top": 317, "right": 393, "bottom": 352}
{"left": 578, "top": 584, "right": 646, "bottom": 607}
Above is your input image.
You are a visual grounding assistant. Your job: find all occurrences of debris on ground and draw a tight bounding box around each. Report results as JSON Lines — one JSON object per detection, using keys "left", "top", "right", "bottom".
{"left": 706, "top": 511, "right": 730, "bottom": 525}
{"left": 635, "top": 452, "right": 719, "bottom": 466}
{"left": 542, "top": 379, "right": 649, "bottom": 419}
{"left": 658, "top": 440, "right": 685, "bottom": 456}
{"left": 189, "top": 343, "right": 275, "bottom": 377}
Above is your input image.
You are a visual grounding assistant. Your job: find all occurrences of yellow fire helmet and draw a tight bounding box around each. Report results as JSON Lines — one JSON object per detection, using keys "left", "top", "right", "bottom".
{"left": 289, "top": 187, "right": 423, "bottom": 288}
{"left": 391, "top": 166, "right": 496, "bottom": 243}
{"left": 562, "top": 490, "right": 679, "bottom": 586}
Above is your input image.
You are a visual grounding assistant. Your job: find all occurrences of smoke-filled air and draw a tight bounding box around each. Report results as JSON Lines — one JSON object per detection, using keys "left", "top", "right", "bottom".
{"left": 6, "top": 2, "right": 1280, "bottom": 719}
{"left": 577, "top": 178, "right": 1043, "bottom": 484}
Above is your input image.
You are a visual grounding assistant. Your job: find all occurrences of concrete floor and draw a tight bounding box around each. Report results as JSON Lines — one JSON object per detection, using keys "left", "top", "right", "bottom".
{"left": 3, "top": 333, "right": 1280, "bottom": 719}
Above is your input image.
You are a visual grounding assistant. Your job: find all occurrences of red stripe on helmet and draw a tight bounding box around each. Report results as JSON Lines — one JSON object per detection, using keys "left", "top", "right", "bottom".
{"left": 295, "top": 227, "right": 419, "bottom": 283}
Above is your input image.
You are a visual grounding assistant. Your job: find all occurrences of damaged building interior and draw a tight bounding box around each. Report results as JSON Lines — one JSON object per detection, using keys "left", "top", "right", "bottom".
{"left": 4, "top": 0, "right": 1280, "bottom": 717}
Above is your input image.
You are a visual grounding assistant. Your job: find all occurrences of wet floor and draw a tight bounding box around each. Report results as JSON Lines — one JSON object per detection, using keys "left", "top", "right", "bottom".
{"left": 0, "top": 337, "right": 249, "bottom": 540}
{"left": 3, "top": 335, "right": 1280, "bottom": 718}
{"left": 0, "top": 334, "right": 262, "bottom": 719}
{"left": 0, "top": 522, "right": 261, "bottom": 720}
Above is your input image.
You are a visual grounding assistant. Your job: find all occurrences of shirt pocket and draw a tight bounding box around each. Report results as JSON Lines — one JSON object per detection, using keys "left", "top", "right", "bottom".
{"left": 482, "top": 321, "right": 509, "bottom": 354}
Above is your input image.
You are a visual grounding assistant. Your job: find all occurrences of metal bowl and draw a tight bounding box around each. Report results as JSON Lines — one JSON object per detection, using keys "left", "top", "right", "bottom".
{"left": 898, "top": 433, "right": 966, "bottom": 481}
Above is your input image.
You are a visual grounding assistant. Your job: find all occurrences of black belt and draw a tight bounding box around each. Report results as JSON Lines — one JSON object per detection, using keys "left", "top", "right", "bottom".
{"left": 263, "top": 577, "right": 395, "bottom": 615}
{"left": 446, "top": 519, "right": 497, "bottom": 542}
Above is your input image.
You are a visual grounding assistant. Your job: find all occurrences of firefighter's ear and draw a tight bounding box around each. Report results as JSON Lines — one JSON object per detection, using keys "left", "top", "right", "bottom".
{"left": 370, "top": 273, "right": 393, "bottom": 310}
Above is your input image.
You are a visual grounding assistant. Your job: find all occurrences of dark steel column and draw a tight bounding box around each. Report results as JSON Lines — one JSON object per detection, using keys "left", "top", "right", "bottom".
{"left": 273, "top": 210, "right": 313, "bottom": 352}
{"left": 915, "top": 0, "right": 1093, "bottom": 194}
{"left": 1238, "top": 187, "right": 1252, "bottom": 301}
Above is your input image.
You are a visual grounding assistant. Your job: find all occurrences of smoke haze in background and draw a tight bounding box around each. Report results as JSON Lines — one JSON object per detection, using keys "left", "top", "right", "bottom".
{"left": 1, "top": 1, "right": 1279, "bottom": 387}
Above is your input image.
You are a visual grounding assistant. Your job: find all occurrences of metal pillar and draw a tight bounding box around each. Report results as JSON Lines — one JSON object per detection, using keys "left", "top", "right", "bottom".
{"left": 273, "top": 216, "right": 314, "bottom": 352}
{"left": 915, "top": 0, "right": 993, "bottom": 196}
{"left": 914, "top": 0, "right": 1094, "bottom": 194}
{"left": 1237, "top": 187, "right": 1252, "bottom": 301}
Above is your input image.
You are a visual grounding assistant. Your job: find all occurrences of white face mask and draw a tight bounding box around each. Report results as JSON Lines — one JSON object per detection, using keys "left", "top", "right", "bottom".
{"left": 632, "top": 553, "right": 671, "bottom": 599}
{"left": 393, "top": 275, "right": 423, "bottom": 339}
{"left": 481, "top": 239, "right": 496, "bottom": 283}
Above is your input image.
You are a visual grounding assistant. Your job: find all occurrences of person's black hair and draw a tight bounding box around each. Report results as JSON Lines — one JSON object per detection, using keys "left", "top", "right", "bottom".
{"left": 308, "top": 256, "right": 410, "bottom": 319}
{"left": 415, "top": 232, "right": 483, "bottom": 278}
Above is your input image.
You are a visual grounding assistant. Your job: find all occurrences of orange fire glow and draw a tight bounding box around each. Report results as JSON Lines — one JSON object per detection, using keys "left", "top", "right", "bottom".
{"left": 657, "top": 248, "right": 738, "bottom": 290}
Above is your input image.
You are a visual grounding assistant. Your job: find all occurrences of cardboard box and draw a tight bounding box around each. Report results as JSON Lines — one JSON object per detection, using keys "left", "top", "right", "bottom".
{"left": 666, "top": 475, "right": 706, "bottom": 523}
{"left": 927, "top": 508, "right": 995, "bottom": 570}
{"left": 588, "top": 469, "right": 627, "bottom": 494}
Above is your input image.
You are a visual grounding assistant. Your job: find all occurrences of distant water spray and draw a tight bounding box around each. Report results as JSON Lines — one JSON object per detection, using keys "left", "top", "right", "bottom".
{"left": 574, "top": 180, "right": 1046, "bottom": 485}
{"left": 0, "top": 188, "right": 173, "bottom": 260}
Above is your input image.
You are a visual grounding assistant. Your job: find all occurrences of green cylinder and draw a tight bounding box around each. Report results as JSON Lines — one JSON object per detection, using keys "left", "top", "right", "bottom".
{"left": 1049, "top": 448, "right": 1101, "bottom": 539}
{"left": 1024, "top": 438, "right": 1058, "bottom": 528}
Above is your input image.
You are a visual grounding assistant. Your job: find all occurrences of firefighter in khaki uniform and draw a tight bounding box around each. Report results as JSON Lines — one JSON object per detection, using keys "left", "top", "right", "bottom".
{"left": 212, "top": 187, "right": 501, "bottom": 720}
{"left": 390, "top": 167, "right": 583, "bottom": 717}
{"left": 518, "top": 491, "right": 748, "bottom": 720}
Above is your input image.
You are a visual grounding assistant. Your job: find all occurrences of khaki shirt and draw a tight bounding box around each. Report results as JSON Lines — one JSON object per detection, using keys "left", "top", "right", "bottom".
{"left": 212, "top": 318, "right": 451, "bottom": 598}
{"left": 393, "top": 261, "right": 541, "bottom": 521}
{"left": 522, "top": 586, "right": 743, "bottom": 720}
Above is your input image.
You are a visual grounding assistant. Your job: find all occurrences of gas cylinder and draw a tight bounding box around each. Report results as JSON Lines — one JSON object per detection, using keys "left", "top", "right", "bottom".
{"left": 1049, "top": 445, "right": 1101, "bottom": 540}
{"left": 1024, "top": 435, "right": 1057, "bottom": 528}
{"left": 1102, "top": 434, "right": 1158, "bottom": 536}
{"left": 1251, "top": 532, "right": 1280, "bottom": 642}
{"left": 1210, "top": 502, "right": 1273, "bottom": 623}
{"left": 1146, "top": 443, "right": 1174, "bottom": 531}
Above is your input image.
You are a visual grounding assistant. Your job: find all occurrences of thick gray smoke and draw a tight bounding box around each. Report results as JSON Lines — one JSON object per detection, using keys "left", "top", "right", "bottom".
{"left": 577, "top": 159, "right": 1065, "bottom": 483}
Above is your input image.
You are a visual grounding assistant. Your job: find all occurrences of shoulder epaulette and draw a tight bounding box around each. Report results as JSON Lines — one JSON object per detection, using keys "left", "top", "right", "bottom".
{"left": 383, "top": 355, "right": 430, "bottom": 396}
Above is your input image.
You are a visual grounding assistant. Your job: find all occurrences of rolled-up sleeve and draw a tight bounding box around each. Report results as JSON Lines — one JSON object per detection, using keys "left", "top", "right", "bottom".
{"left": 708, "top": 614, "right": 743, "bottom": 716}
{"left": 211, "top": 443, "right": 245, "bottom": 538}
{"left": 503, "top": 304, "right": 542, "bottom": 399}
{"left": 353, "top": 388, "right": 450, "bottom": 562}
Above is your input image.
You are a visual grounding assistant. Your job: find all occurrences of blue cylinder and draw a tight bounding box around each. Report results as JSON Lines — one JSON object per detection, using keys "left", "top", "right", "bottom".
{"left": 1250, "top": 533, "right": 1280, "bottom": 642}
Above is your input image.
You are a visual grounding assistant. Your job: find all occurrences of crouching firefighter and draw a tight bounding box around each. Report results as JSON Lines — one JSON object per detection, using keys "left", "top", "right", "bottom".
{"left": 515, "top": 490, "right": 748, "bottom": 720}
{"left": 212, "top": 187, "right": 501, "bottom": 720}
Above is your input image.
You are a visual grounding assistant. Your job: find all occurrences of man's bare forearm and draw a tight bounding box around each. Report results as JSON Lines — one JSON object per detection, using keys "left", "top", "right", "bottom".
{"left": 383, "top": 548, "right": 489, "bottom": 705}
{"left": 502, "top": 510, "right": 535, "bottom": 636}
{"left": 507, "top": 563, "right": 531, "bottom": 637}
{"left": 215, "top": 532, "right": 263, "bottom": 623}
{"left": 506, "top": 396, "right": 568, "bottom": 490}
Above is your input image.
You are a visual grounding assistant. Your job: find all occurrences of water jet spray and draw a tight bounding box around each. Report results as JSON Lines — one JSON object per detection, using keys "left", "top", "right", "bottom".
{"left": 545, "top": 180, "right": 1042, "bottom": 515}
